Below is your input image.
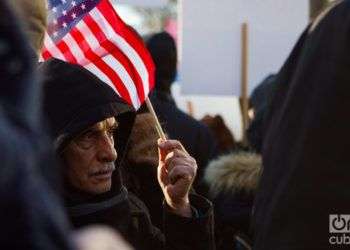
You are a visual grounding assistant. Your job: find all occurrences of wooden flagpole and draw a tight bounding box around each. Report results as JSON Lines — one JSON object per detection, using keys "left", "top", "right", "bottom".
{"left": 145, "top": 97, "right": 167, "bottom": 140}
{"left": 146, "top": 97, "right": 188, "bottom": 153}
{"left": 241, "top": 22, "right": 249, "bottom": 145}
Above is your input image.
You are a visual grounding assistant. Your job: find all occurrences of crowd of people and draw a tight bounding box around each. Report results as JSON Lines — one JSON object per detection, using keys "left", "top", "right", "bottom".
{"left": 2, "top": 0, "right": 350, "bottom": 249}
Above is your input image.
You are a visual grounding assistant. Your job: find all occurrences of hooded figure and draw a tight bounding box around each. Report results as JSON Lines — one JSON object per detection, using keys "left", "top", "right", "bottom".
{"left": 41, "top": 59, "right": 215, "bottom": 250}
{"left": 122, "top": 112, "right": 164, "bottom": 228}
{"left": 41, "top": 59, "right": 136, "bottom": 237}
{"left": 253, "top": 1, "right": 350, "bottom": 249}
{"left": 0, "top": 1, "right": 73, "bottom": 249}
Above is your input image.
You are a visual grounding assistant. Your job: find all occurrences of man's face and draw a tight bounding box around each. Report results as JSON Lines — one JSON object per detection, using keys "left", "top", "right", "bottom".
{"left": 62, "top": 117, "right": 118, "bottom": 194}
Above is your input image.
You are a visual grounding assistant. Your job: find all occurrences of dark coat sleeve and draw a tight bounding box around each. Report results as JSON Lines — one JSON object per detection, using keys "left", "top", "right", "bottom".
{"left": 253, "top": 2, "right": 350, "bottom": 249}
{"left": 129, "top": 193, "right": 215, "bottom": 250}
{"left": 163, "top": 194, "right": 215, "bottom": 250}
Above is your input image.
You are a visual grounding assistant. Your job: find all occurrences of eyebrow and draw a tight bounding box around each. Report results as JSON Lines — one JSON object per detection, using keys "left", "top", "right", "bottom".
{"left": 107, "top": 120, "right": 118, "bottom": 129}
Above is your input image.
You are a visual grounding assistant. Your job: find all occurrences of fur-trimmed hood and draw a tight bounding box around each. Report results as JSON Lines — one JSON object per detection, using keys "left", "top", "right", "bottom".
{"left": 204, "top": 152, "right": 262, "bottom": 197}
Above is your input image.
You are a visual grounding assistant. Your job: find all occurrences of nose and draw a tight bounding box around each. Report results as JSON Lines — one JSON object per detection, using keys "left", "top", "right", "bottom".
{"left": 96, "top": 133, "right": 117, "bottom": 163}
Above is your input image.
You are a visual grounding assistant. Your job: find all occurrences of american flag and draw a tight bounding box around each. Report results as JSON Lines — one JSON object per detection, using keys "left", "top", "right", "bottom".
{"left": 42, "top": 0, "right": 155, "bottom": 109}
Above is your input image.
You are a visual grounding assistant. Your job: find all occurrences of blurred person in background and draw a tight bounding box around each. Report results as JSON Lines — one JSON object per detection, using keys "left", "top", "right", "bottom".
{"left": 0, "top": 0, "right": 73, "bottom": 248}
{"left": 5, "top": 1, "right": 142, "bottom": 249}
{"left": 122, "top": 112, "right": 164, "bottom": 228}
{"left": 9, "top": 0, "right": 47, "bottom": 56}
{"left": 41, "top": 59, "right": 215, "bottom": 250}
{"left": 147, "top": 32, "right": 218, "bottom": 196}
{"left": 247, "top": 74, "right": 277, "bottom": 153}
{"left": 201, "top": 115, "right": 237, "bottom": 155}
{"left": 253, "top": 1, "right": 350, "bottom": 249}
{"left": 205, "top": 152, "right": 262, "bottom": 250}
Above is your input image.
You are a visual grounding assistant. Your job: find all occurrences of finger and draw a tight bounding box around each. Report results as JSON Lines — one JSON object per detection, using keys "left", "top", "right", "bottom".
{"left": 164, "top": 149, "right": 188, "bottom": 164}
{"left": 158, "top": 141, "right": 170, "bottom": 186}
{"left": 158, "top": 139, "right": 188, "bottom": 155}
{"left": 158, "top": 161, "right": 169, "bottom": 186}
{"left": 168, "top": 165, "right": 195, "bottom": 186}
{"left": 165, "top": 156, "right": 194, "bottom": 173}
{"left": 158, "top": 138, "right": 167, "bottom": 163}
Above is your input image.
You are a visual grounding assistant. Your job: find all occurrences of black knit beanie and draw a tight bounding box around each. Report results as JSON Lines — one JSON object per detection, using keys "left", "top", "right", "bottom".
{"left": 40, "top": 59, "right": 135, "bottom": 152}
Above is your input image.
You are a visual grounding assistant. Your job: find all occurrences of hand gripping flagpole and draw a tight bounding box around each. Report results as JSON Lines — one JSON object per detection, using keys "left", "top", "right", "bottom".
{"left": 145, "top": 97, "right": 188, "bottom": 153}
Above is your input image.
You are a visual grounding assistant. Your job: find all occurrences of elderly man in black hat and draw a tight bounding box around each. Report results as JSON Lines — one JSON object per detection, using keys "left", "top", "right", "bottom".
{"left": 40, "top": 59, "right": 215, "bottom": 250}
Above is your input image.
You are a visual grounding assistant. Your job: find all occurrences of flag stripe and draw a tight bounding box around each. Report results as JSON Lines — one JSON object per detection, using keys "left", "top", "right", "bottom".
{"left": 75, "top": 21, "right": 107, "bottom": 58}
{"left": 56, "top": 40, "right": 78, "bottom": 63}
{"left": 84, "top": 14, "right": 145, "bottom": 103}
{"left": 85, "top": 63, "right": 120, "bottom": 96}
{"left": 63, "top": 33, "right": 89, "bottom": 65}
{"left": 69, "top": 26, "right": 133, "bottom": 104}
{"left": 70, "top": 23, "right": 137, "bottom": 106}
{"left": 103, "top": 54, "right": 140, "bottom": 107}
{"left": 93, "top": 5, "right": 152, "bottom": 95}
{"left": 44, "top": 34, "right": 66, "bottom": 61}
{"left": 99, "top": 0, "right": 155, "bottom": 92}
{"left": 43, "top": 0, "right": 155, "bottom": 109}
{"left": 42, "top": 48, "right": 53, "bottom": 60}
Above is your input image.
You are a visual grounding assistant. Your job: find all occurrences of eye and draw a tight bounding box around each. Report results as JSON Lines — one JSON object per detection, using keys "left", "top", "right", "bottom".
{"left": 107, "top": 126, "right": 117, "bottom": 138}
{"left": 74, "top": 129, "right": 99, "bottom": 149}
{"left": 82, "top": 130, "right": 99, "bottom": 140}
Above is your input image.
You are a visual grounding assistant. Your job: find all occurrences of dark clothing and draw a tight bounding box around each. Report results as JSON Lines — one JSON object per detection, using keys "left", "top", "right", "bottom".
{"left": 247, "top": 75, "right": 278, "bottom": 153}
{"left": 204, "top": 152, "right": 261, "bottom": 250}
{"left": 40, "top": 59, "right": 136, "bottom": 153}
{"left": 250, "top": 74, "right": 277, "bottom": 113}
{"left": 41, "top": 59, "right": 216, "bottom": 250}
{"left": 69, "top": 190, "right": 215, "bottom": 250}
{"left": 150, "top": 90, "right": 218, "bottom": 193}
{"left": 0, "top": 1, "right": 73, "bottom": 249}
{"left": 254, "top": 1, "right": 350, "bottom": 249}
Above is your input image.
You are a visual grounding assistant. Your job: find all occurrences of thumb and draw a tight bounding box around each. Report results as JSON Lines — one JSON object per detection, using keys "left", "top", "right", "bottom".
{"left": 158, "top": 138, "right": 166, "bottom": 164}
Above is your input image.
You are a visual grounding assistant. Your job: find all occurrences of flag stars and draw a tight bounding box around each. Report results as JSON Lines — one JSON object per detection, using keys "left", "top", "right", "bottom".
{"left": 53, "top": 31, "right": 58, "bottom": 37}
{"left": 53, "top": 19, "right": 58, "bottom": 25}
{"left": 62, "top": 22, "right": 67, "bottom": 28}
{"left": 72, "top": 13, "right": 77, "bottom": 19}
{"left": 71, "top": 1, "right": 76, "bottom": 7}
{"left": 81, "top": 4, "right": 86, "bottom": 10}
{"left": 62, "top": 10, "right": 67, "bottom": 16}
{"left": 61, "top": 0, "right": 66, "bottom": 3}
{"left": 52, "top": 7, "right": 57, "bottom": 13}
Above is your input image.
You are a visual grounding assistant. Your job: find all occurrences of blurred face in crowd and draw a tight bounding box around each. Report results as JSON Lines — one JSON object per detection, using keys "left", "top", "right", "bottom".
{"left": 10, "top": 0, "right": 47, "bottom": 54}
{"left": 62, "top": 117, "right": 118, "bottom": 194}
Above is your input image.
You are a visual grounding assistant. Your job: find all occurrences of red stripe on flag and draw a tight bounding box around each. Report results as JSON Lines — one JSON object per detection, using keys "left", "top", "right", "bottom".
{"left": 69, "top": 27, "right": 133, "bottom": 104}
{"left": 84, "top": 14, "right": 145, "bottom": 102}
{"left": 56, "top": 40, "right": 78, "bottom": 64}
{"left": 42, "top": 48, "right": 53, "bottom": 60}
{"left": 97, "top": 0, "right": 155, "bottom": 90}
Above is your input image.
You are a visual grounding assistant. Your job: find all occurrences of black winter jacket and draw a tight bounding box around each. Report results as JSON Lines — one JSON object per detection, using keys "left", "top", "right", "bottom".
{"left": 254, "top": 1, "right": 350, "bottom": 249}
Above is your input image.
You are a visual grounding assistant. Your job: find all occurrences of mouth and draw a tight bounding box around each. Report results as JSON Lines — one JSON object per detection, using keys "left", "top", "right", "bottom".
{"left": 90, "top": 167, "right": 115, "bottom": 181}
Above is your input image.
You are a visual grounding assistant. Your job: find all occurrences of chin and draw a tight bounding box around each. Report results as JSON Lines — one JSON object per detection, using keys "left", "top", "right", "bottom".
{"left": 91, "top": 180, "right": 112, "bottom": 194}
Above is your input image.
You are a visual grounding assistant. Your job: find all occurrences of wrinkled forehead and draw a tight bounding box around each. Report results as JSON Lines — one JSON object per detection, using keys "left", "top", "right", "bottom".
{"left": 93, "top": 117, "right": 118, "bottom": 131}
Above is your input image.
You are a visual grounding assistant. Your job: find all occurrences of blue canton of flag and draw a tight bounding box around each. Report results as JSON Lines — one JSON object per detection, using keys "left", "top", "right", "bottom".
{"left": 47, "top": 0, "right": 100, "bottom": 42}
